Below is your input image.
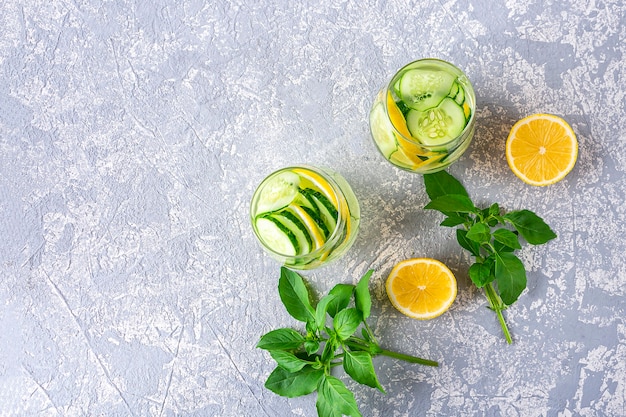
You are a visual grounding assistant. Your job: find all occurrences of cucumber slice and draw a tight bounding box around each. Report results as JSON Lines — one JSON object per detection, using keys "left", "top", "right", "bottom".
{"left": 448, "top": 81, "right": 460, "bottom": 99}
{"left": 255, "top": 216, "right": 299, "bottom": 256}
{"left": 454, "top": 85, "right": 465, "bottom": 106}
{"left": 304, "top": 188, "right": 338, "bottom": 235}
{"left": 398, "top": 69, "right": 456, "bottom": 111}
{"left": 296, "top": 189, "right": 319, "bottom": 215}
{"left": 288, "top": 204, "right": 325, "bottom": 249}
{"left": 255, "top": 171, "right": 300, "bottom": 215}
{"left": 370, "top": 102, "right": 399, "bottom": 158}
{"left": 406, "top": 98, "right": 467, "bottom": 146}
{"left": 274, "top": 212, "right": 312, "bottom": 255}
{"left": 301, "top": 206, "right": 329, "bottom": 238}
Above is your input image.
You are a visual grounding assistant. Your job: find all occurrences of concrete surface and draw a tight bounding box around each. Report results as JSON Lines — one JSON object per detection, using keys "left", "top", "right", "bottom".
{"left": 1, "top": 0, "right": 625, "bottom": 416}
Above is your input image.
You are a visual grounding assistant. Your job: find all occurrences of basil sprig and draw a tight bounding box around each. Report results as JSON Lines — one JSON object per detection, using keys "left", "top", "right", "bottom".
{"left": 423, "top": 170, "right": 557, "bottom": 343}
{"left": 258, "top": 267, "right": 438, "bottom": 417}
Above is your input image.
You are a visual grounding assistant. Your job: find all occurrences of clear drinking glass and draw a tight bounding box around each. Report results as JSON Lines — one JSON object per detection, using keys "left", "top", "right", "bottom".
{"left": 369, "top": 58, "right": 476, "bottom": 174}
{"left": 250, "top": 165, "right": 360, "bottom": 269}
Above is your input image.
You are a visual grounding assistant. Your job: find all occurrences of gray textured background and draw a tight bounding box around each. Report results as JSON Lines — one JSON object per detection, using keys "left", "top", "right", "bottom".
{"left": 1, "top": 1, "right": 625, "bottom": 416}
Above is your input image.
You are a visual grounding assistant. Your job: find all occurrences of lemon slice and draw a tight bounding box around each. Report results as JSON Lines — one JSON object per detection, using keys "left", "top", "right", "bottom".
{"left": 288, "top": 204, "right": 325, "bottom": 250}
{"left": 386, "top": 258, "right": 457, "bottom": 320}
{"left": 505, "top": 114, "right": 578, "bottom": 186}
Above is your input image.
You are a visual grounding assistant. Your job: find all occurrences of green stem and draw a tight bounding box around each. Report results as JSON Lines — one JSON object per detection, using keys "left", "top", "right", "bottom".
{"left": 484, "top": 282, "right": 512, "bottom": 344}
{"left": 346, "top": 337, "right": 438, "bottom": 367}
{"left": 378, "top": 349, "right": 439, "bottom": 367}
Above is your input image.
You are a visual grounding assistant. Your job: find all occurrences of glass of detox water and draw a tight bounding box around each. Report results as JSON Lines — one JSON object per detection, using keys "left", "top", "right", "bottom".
{"left": 250, "top": 165, "right": 360, "bottom": 270}
{"left": 369, "top": 58, "right": 476, "bottom": 174}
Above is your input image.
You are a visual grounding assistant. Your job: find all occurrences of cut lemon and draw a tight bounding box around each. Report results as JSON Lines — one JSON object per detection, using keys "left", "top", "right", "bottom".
{"left": 387, "top": 92, "right": 425, "bottom": 159}
{"left": 386, "top": 258, "right": 457, "bottom": 320}
{"left": 387, "top": 91, "right": 412, "bottom": 138}
{"left": 505, "top": 114, "right": 578, "bottom": 186}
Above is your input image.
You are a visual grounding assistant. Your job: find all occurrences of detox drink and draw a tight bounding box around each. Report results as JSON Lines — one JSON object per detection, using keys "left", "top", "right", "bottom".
{"left": 370, "top": 58, "right": 476, "bottom": 173}
{"left": 250, "top": 165, "right": 360, "bottom": 269}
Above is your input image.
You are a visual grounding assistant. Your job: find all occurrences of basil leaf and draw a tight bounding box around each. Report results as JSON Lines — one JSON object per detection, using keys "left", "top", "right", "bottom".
{"left": 466, "top": 223, "right": 491, "bottom": 244}
{"left": 495, "top": 252, "right": 527, "bottom": 305}
{"left": 278, "top": 267, "right": 315, "bottom": 323}
{"left": 423, "top": 170, "right": 469, "bottom": 199}
{"left": 493, "top": 229, "right": 522, "bottom": 249}
{"left": 355, "top": 270, "right": 373, "bottom": 320}
{"left": 257, "top": 328, "right": 305, "bottom": 351}
{"left": 361, "top": 328, "right": 371, "bottom": 342}
{"left": 321, "top": 333, "right": 338, "bottom": 363}
{"left": 468, "top": 260, "right": 494, "bottom": 288}
{"left": 333, "top": 308, "right": 362, "bottom": 340}
{"left": 456, "top": 229, "right": 481, "bottom": 258}
{"left": 326, "top": 284, "right": 354, "bottom": 317}
{"left": 315, "top": 294, "right": 337, "bottom": 330}
{"left": 489, "top": 202, "right": 500, "bottom": 216}
{"left": 504, "top": 210, "right": 557, "bottom": 245}
{"left": 424, "top": 194, "right": 476, "bottom": 214}
{"left": 440, "top": 215, "right": 467, "bottom": 227}
{"left": 264, "top": 365, "right": 324, "bottom": 398}
{"left": 304, "top": 340, "right": 320, "bottom": 356}
{"left": 316, "top": 375, "right": 363, "bottom": 417}
{"left": 343, "top": 350, "right": 385, "bottom": 392}
{"left": 269, "top": 350, "right": 310, "bottom": 373}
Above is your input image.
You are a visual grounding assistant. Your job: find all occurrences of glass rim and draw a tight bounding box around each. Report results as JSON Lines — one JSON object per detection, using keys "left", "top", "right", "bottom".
{"left": 250, "top": 164, "right": 348, "bottom": 260}
{"left": 384, "top": 58, "right": 476, "bottom": 148}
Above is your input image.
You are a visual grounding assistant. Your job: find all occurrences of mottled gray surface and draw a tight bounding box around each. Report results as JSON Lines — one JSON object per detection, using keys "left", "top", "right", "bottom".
{"left": 1, "top": 1, "right": 625, "bottom": 416}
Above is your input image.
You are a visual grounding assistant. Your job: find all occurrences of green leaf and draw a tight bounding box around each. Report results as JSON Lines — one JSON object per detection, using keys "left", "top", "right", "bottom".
{"left": 492, "top": 229, "right": 522, "bottom": 250}
{"left": 468, "top": 258, "right": 494, "bottom": 288}
{"left": 423, "top": 170, "right": 469, "bottom": 199}
{"left": 489, "top": 202, "right": 500, "bottom": 216}
{"left": 424, "top": 194, "right": 476, "bottom": 214}
{"left": 264, "top": 365, "right": 324, "bottom": 398}
{"left": 494, "top": 252, "right": 527, "bottom": 305}
{"left": 315, "top": 294, "right": 337, "bottom": 330}
{"left": 504, "top": 210, "right": 557, "bottom": 245}
{"left": 333, "top": 308, "right": 362, "bottom": 340}
{"left": 361, "top": 328, "right": 371, "bottom": 342}
{"left": 326, "top": 284, "right": 355, "bottom": 317}
{"left": 456, "top": 229, "right": 481, "bottom": 258}
{"left": 466, "top": 222, "right": 491, "bottom": 244}
{"left": 321, "top": 333, "right": 338, "bottom": 363}
{"left": 343, "top": 350, "right": 385, "bottom": 392}
{"left": 269, "top": 350, "right": 311, "bottom": 373}
{"left": 355, "top": 270, "right": 373, "bottom": 320}
{"left": 440, "top": 215, "right": 468, "bottom": 227}
{"left": 316, "top": 375, "right": 363, "bottom": 417}
{"left": 257, "top": 328, "right": 305, "bottom": 351}
{"left": 278, "top": 267, "right": 316, "bottom": 323}
{"left": 304, "top": 340, "right": 320, "bottom": 356}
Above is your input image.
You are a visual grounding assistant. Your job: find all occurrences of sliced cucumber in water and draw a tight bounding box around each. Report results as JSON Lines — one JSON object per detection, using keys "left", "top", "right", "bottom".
{"left": 397, "top": 69, "right": 456, "bottom": 111}
{"left": 406, "top": 98, "right": 467, "bottom": 146}
{"left": 255, "top": 171, "right": 300, "bottom": 215}
{"left": 448, "top": 81, "right": 460, "bottom": 99}
{"left": 454, "top": 85, "right": 465, "bottom": 106}
{"left": 274, "top": 211, "right": 312, "bottom": 255}
{"left": 303, "top": 188, "right": 338, "bottom": 236}
{"left": 255, "top": 216, "right": 299, "bottom": 256}
{"left": 370, "top": 102, "right": 399, "bottom": 158}
{"left": 288, "top": 204, "right": 326, "bottom": 249}
{"left": 301, "top": 206, "right": 329, "bottom": 238}
{"left": 296, "top": 189, "right": 320, "bottom": 215}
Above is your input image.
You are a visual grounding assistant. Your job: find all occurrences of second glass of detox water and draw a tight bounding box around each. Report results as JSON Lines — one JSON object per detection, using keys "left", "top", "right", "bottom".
{"left": 369, "top": 58, "right": 476, "bottom": 174}
{"left": 250, "top": 165, "right": 360, "bottom": 270}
